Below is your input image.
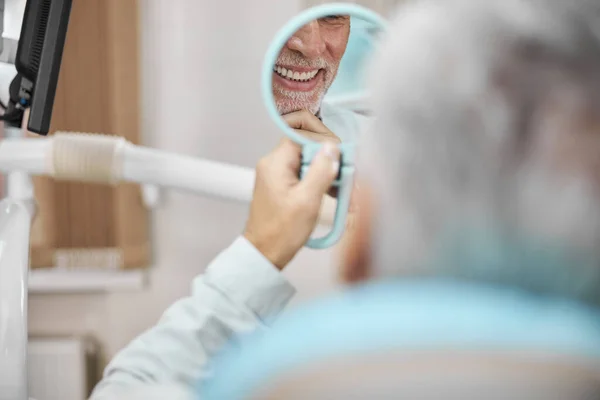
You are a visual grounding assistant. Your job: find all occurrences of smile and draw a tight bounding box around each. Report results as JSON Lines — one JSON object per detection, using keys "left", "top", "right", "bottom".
{"left": 274, "top": 65, "right": 320, "bottom": 82}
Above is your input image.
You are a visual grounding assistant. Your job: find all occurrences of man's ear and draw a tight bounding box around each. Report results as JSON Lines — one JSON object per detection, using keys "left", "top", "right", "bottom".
{"left": 338, "top": 178, "right": 373, "bottom": 284}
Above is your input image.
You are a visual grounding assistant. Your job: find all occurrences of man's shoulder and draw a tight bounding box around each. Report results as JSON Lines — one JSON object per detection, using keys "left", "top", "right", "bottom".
{"left": 320, "top": 103, "right": 369, "bottom": 142}
{"left": 320, "top": 102, "right": 363, "bottom": 120}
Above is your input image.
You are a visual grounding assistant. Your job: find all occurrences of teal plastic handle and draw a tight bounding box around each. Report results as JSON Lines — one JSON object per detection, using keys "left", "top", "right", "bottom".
{"left": 306, "top": 166, "right": 354, "bottom": 249}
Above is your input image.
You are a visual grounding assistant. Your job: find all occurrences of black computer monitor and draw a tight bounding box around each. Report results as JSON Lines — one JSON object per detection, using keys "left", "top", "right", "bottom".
{"left": 11, "top": 0, "right": 72, "bottom": 135}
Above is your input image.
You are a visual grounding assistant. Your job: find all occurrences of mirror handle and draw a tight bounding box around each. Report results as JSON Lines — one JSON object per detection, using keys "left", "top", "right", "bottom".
{"left": 306, "top": 166, "right": 354, "bottom": 249}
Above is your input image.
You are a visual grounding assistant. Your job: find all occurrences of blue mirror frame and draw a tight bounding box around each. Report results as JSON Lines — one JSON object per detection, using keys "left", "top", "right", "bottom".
{"left": 262, "top": 3, "right": 386, "bottom": 249}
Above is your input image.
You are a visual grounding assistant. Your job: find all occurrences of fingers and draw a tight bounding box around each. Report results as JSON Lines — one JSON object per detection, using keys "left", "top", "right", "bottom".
{"left": 283, "top": 110, "right": 331, "bottom": 134}
{"left": 271, "top": 137, "right": 302, "bottom": 163}
{"left": 294, "top": 129, "right": 341, "bottom": 145}
{"left": 276, "top": 137, "right": 302, "bottom": 153}
{"left": 257, "top": 138, "right": 302, "bottom": 180}
{"left": 297, "top": 142, "right": 340, "bottom": 198}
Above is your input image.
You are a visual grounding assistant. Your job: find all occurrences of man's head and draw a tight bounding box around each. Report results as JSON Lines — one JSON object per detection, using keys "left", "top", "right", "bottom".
{"left": 342, "top": 0, "right": 600, "bottom": 303}
{"left": 273, "top": 15, "right": 350, "bottom": 116}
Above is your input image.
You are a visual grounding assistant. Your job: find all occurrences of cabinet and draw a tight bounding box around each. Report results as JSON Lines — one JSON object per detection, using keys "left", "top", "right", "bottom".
{"left": 28, "top": 0, "right": 149, "bottom": 271}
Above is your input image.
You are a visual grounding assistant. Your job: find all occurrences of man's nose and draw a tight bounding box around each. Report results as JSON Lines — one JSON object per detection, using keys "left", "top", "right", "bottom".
{"left": 286, "top": 21, "right": 326, "bottom": 58}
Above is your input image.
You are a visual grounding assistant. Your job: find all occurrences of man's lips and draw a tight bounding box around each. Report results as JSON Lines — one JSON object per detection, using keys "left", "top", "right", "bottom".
{"left": 273, "top": 66, "right": 324, "bottom": 92}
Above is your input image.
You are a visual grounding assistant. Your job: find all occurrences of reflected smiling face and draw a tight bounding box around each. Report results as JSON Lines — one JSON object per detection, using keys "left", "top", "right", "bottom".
{"left": 273, "top": 15, "right": 351, "bottom": 116}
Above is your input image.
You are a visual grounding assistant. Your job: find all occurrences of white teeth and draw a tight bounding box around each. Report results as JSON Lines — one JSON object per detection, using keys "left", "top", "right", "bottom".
{"left": 274, "top": 66, "right": 319, "bottom": 82}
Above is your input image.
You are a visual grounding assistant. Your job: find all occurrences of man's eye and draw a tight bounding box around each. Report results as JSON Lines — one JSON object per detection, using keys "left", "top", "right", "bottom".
{"left": 320, "top": 15, "right": 348, "bottom": 23}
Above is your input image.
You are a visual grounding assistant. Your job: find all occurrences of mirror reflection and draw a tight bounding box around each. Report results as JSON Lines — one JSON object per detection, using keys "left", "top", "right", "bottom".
{"left": 272, "top": 15, "right": 380, "bottom": 144}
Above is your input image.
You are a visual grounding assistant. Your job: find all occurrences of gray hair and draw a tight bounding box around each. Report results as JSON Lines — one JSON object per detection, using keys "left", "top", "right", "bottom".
{"left": 359, "top": 0, "right": 600, "bottom": 304}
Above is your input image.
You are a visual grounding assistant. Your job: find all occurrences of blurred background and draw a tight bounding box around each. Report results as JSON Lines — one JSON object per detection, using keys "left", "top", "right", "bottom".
{"left": 0, "top": 0, "right": 402, "bottom": 398}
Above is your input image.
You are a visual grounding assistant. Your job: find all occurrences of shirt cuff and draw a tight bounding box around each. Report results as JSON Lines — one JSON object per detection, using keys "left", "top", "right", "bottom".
{"left": 201, "top": 236, "right": 296, "bottom": 324}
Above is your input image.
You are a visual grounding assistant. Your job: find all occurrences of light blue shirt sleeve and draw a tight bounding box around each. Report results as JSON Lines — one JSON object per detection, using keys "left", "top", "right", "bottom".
{"left": 89, "top": 236, "right": 296, "bottom": 400}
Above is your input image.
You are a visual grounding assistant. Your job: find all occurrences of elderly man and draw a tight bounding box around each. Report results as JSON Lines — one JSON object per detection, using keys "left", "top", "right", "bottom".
{"left": 91, "top": 0, "right": 600, "bottom": 399}
{"left": 273, "top": 16, "right": 350, "bottom": 116}
{"left": 275, "top": 15, "right": 366, "bottom": 143}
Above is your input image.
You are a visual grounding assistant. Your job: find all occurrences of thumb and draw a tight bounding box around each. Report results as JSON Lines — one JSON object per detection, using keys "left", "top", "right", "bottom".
{"left": 298, "top": 142, "right": 340, "bottom": 197}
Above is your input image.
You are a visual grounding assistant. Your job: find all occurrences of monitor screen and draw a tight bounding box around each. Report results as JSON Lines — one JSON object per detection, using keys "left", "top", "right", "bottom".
{"left": 14, "top": 0, "right": 72, "bottom": 134}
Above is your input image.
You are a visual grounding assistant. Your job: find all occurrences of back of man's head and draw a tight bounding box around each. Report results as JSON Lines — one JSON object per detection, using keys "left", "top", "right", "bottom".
{"left": 355, "top": 0, "right": 600, "bottom": 304}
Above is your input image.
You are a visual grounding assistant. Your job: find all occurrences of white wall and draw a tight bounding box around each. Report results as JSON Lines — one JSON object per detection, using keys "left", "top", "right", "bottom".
{"left": 28, "top": 0, "right": 342, "bottom": 370}
{"left": 3, "top": 0, "right": 26, "bottom": 40}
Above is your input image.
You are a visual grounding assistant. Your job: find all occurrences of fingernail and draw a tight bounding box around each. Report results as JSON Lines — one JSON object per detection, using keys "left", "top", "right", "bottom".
{"left": 332, "top": 160, "right": 340, "bottom": 176}
{"left": 322, "top": 142, "right": 338, "bottom": 160}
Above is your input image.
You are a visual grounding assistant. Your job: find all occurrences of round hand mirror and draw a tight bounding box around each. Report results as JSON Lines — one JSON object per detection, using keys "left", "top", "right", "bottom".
{"left": 262, "top": 3, "right": 386, "bottom": 249}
